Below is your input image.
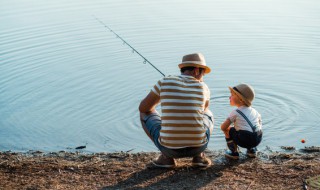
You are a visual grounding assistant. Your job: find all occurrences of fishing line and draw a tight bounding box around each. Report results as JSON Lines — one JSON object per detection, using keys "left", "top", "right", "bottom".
{"left": 93, "top": 15, "right": 165, "bottom": 77}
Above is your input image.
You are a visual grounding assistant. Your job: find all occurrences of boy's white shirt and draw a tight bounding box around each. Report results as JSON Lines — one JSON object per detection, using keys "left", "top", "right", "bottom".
{"left": 228, "top": 106, "right": 262, "bottom": 132}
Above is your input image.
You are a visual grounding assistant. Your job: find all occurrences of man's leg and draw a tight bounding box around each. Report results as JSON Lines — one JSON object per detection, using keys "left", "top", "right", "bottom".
{"left": 192, "top": 112, "right": 214, "bottom": 167}
{"left": 140, "top": 112, "right": 154, "bottom": 141}
{"left": 204, "top": 110, "right": 214, "bottom": 135}
{"left": 140, "top": 111, "right": 176, "bottom": 168}
{"left": 140, "top": 110, "right": 163, "bottom": 141}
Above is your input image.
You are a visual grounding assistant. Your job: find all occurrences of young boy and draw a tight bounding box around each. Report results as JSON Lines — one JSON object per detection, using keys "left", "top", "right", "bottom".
{"left": 220, "top": 84, "right": 263, "bottom": 159}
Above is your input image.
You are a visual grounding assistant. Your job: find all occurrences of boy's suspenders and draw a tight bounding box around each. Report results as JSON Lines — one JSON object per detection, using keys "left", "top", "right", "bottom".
{"left": 236, "top": 109, "right": 262, "bottom": 136}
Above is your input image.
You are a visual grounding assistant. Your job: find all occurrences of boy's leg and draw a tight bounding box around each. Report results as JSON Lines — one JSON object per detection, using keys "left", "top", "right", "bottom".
{"left": 246, "top": 147, "right": 258, "bottom": 158}
{"left": 246, "top": 133, "right": 262, "bottom": 158}
{"left": 229, "top": 130, "right": 263, "bottom": 158}
{"left": 224, "top": 126, "right": 237, "bottom": 151}
{"left": 225, "top": 127, "right": 239, "bottom": 159}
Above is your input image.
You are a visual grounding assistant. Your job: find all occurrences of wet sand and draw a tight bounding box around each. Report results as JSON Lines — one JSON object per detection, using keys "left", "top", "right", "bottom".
{"left": 0, "top": 147, "right": 319, "bottom": 190}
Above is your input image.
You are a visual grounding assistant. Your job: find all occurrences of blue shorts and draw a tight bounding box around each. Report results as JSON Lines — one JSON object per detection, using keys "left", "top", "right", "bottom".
{"left": 141, "top": 112, "right": 214, "bottom": 158}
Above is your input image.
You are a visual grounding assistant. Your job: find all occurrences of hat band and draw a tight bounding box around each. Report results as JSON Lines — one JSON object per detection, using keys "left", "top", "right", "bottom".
{"left": 180, "top": 61, "right": 206, "bottom": 65}
{"left": 233, "top": 87, "right": 241, "bottom": 94}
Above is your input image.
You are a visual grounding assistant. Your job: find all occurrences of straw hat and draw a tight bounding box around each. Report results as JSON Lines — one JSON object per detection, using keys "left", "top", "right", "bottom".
{"left": 229, "top": 84, "right": 255, "bottom": 106}
{"left": 178, "top": 53, "right": 211, "bottom": 74}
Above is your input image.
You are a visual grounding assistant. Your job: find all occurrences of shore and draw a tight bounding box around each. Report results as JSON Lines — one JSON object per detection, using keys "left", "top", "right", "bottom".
{"left": 0, "top": 147, "right": 319, "bottom": 190}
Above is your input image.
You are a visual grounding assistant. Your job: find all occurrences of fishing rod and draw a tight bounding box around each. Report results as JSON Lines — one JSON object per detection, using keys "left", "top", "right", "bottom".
{"left": 93, "top": 16, "right": 165, "bottom": 77}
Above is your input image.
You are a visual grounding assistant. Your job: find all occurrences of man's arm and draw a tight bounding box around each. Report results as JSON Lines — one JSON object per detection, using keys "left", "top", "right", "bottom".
{"left": 204, "top": 100, "right": 210, "bottom": 112}
{"left": 139, "top": 91, "right": 160, "bottom": 113}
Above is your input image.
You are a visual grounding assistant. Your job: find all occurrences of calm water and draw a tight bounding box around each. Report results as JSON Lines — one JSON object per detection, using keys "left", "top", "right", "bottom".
{"left": 0, "top": 0, "right": 319, "bottom": 153}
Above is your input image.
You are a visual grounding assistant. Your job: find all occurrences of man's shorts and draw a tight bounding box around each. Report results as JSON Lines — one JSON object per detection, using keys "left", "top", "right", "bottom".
{"left": 142, "top": 111, "right": 214, "bottom": 158}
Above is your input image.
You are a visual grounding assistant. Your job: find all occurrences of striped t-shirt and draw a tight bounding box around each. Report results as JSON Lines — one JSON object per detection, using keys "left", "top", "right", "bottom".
{"left": 151, "top": 75, "right": 210, "bottom": 149}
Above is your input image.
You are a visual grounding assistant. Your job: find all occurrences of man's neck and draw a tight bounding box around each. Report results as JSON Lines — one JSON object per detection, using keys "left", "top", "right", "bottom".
{"left": 181, "top": 70, "right": 193, "bottom": 76}
{"left": 181, "top": 73, "right": 193, "bottom": 77}
{"left": 181, "top": 71, "right": 203, "bottom": 81}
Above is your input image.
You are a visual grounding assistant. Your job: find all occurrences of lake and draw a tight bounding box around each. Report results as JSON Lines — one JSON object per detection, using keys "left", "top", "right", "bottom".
{"left": 0, "top": 0, "right": 319, "bottom": 153}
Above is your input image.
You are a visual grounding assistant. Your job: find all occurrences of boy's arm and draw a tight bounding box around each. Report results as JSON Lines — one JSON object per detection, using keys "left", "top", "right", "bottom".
{"left": 220, "top": 118, "right": 231, "bottom": 131}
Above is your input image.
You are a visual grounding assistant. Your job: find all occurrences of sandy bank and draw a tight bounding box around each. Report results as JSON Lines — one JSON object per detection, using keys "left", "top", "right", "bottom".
{"left": 0, "top": 147, "right": 319, "bottom": 190}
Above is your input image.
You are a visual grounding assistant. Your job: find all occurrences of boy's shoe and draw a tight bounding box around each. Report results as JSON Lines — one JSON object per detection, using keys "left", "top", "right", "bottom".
{"left": 152, "top": 154, "right": 176, "bottom": 168}
{"left": 226, "top": 140, "right": 238, "bottom": 153}
{"left": 247, "top": 147, "right": 257, "bottom": 158}
{"left": 192, "top": 152, "right": 212, "bottom": 167}
{"left": 225, "top": 150, "right": 239, "bottom": 160}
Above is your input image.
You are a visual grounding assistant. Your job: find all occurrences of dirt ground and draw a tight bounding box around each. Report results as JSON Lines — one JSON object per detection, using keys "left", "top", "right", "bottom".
{"left": 0, "top": 147, "right": 319, "bottom": 190}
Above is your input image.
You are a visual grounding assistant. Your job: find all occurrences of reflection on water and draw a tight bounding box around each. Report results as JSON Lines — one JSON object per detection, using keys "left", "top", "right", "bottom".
{"left": 0, "top": 0, "right": 319, "bottom": 152}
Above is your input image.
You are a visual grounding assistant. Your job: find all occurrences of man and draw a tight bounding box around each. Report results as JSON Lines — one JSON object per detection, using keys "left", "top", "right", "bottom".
{"left": 139, "top": 53, "right": 214, "bottom": 168}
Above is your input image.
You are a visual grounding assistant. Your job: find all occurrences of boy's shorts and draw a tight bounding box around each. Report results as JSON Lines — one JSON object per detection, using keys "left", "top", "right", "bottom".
{"left": 142, "top": 112, "right": 214, "bottom": 158}
{"left": 229, "top": 127, "right": 262, "bottom": 148}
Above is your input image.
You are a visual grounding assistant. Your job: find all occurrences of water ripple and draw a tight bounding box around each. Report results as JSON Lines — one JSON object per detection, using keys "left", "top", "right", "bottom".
{"left": 0, "top": 0, "right": 319, "bottom": 152}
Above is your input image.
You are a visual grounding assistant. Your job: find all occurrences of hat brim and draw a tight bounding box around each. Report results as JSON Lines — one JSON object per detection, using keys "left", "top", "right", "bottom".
{"left": 178, "top": 63, "right": 211, "bottom": 74}
{"left": 228, "top": 87, "right": 251, "bottom": 106}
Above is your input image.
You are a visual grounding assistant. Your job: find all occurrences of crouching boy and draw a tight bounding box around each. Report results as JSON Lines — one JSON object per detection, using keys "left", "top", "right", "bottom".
{"left": 220, "top": 84, "right": 263, "bottom": 159}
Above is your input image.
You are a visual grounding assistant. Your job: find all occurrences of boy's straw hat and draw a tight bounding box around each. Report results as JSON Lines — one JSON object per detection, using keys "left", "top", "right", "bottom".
{"left": 229, "top": 84, "right": 255, "bottom": 106}
{"left": 178, "top": 53, "right": 211, "bottom": 74}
